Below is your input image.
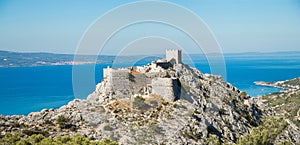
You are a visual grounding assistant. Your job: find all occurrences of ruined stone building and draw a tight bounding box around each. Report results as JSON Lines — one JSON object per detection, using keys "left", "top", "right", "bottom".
{"left": 102, "top": 50, "right": 183, "bottom": 102}
{"left": 166, "top": 49, "right": 182, "bottom": 64}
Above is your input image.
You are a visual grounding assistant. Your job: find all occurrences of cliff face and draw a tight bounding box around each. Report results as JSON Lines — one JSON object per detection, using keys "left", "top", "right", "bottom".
{"left": 1, "top": 61, "right": 299, "bottom": 144}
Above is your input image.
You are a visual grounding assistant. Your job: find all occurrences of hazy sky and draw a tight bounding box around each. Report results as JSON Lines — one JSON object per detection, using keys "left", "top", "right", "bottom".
{"left": 0, "top": 0, "right": 300, "bottom": 55}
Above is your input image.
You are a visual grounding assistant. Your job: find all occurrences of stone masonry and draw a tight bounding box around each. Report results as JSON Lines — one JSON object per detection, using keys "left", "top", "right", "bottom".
{"left": 166, "top": 49, "right": 182, "bottom": 64}
{"left": 102, "top": 50, "right": 183, "bottom": 101}
{"left": 151, "top": 78, "right": 181, "bottom": 102}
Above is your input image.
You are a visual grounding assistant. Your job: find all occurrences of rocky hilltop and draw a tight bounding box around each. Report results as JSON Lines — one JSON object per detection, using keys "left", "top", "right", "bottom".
{"left": 1, "top": 50, "right": 300, "bottom": 144}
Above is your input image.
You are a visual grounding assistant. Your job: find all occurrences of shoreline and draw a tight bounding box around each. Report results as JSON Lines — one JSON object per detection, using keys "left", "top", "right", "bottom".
{"left": 254, "top": 78, "right": 300, "bottom": 93}
{"left": 254, "top": 81, "right": 284, "bottom": 88}
{"left": 0, "top": 61, "right": 107, "bottom": 68}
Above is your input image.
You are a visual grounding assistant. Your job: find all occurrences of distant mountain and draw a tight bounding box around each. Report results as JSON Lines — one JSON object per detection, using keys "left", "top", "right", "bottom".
{"left": 1, "top": 50, "right": 300, "bottom": 67}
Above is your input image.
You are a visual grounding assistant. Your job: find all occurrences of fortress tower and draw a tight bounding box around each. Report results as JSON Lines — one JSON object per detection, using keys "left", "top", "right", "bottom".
{"left": 101, "top": 49, "right": 184, "bottom": 101}
{"left": 166, "top": 49, "right": 182, "bottom": 64}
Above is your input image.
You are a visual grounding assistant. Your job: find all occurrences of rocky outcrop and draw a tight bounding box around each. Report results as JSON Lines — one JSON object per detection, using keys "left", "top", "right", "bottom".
{"left": 1, "top": 61, "right": 299, "bottom": 144}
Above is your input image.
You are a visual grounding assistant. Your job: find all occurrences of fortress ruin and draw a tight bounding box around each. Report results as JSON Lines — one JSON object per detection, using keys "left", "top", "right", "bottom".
{"left": 102, "top": 50, "right": 183, "bottom": 102}
{"left": 166, "top": 49, "right": 182, "bottom": 64}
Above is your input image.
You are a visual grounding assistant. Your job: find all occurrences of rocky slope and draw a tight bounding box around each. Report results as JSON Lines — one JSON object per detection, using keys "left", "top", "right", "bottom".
{"left": 258, "top": 78, "right": 300, "bottom": 128}
{"left": 1, "top": 62, "right": 299, "bottom": 144}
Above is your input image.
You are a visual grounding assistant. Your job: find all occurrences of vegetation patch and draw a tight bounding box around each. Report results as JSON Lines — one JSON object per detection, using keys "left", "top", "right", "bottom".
{"left": 237, "top": 116, "right": 289, "bottom": 145}
{"left": 0, "top": 133, "right": 118, "bottom": 145}
{"left": 56, "top": 115, "right": 76, "bottom": 130}
{"left": 104, "top": 125, "right": 114, "bottom": 131}
{"left": 263, "top": 90, "right": 300, "bottom": 127}
{"left": 133, "top": 96, "right": 152, "bottom": 111}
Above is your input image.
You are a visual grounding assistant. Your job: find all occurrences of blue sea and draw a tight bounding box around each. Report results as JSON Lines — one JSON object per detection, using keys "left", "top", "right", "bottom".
{"left": 1, "top": 53, "right": 300, "bottom": 115}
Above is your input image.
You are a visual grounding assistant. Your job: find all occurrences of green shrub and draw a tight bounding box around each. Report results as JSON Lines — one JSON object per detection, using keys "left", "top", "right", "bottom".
{"left": 0, "top": 132, "right": 21, "bottom": 144}
{"left": 205, "top": 134, "right": 221, "bottom": 145}
{"left": 57, "top": 115, "right": 73, "bottom": 129}
{"left": 100, "top": 138, "right": 118, "bottom": 145}
{"left": 57, "top": 115, "right": 70, "bottom": 126}
{"left": 241, "top": 92, "right": 247, "bottom": 97}
{"left": 22, "top": 129, "right": 49, "bottom": 137}
{"left": 0, "top": 132, "right": 118, "bottom": 145}
{"left": 135, "top": 96, "right": 144, "bottom": 101}
{"left": 103, "top": 125, "right": 114, "bottom": 131}
{"left": 237, "top": 116, "right": 289, "bottom": 145}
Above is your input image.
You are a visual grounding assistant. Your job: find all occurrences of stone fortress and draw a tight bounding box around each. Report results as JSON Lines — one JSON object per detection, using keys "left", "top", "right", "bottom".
{"left": 103, "top": 50, "right": 184, "bottom": 102}
{"left": 166, "top": 49, "right": 182, "bottom": 64}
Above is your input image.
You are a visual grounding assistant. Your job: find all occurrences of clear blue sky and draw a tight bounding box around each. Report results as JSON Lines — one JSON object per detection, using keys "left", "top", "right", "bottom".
{"left": 0, "top": 0, "right": 300, "bottom": 54}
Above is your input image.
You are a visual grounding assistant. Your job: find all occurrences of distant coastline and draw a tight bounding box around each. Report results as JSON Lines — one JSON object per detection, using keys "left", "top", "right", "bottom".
{"left": 254, "top": 77, "right": 300, "bottom": 93}
{"left": 0, "top": 50, "right": 115, "bottom": 67}
{"left": 1, "top": 61, "right": 103, "bottom": 68}
{"left": 0, "top": 50, "right": 165, "bottom": 67}
{"left": 1, "top": 50, "right": 300, "bottom": 67}
{"left": 254, "top": 81, "right": 284, "bottom": 88}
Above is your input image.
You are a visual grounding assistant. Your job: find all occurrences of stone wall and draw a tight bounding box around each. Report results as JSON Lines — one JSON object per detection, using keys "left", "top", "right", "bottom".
{"left": 101, "top": 49, "right": 184, "bottom": 101}
{"left": 166, "top": 49, "right": 182, "bottom": 64}
{"left": 103, "top": 67, "right": 152, "bottom": 99}
{"left": 131, "top": 73, "right": 151, "bottom": 95}
{"left": 151, "top": 78, "right": 181, "bottom": 101}
{"left": 103, "top": 67, "right": 131, "bottom": 98}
